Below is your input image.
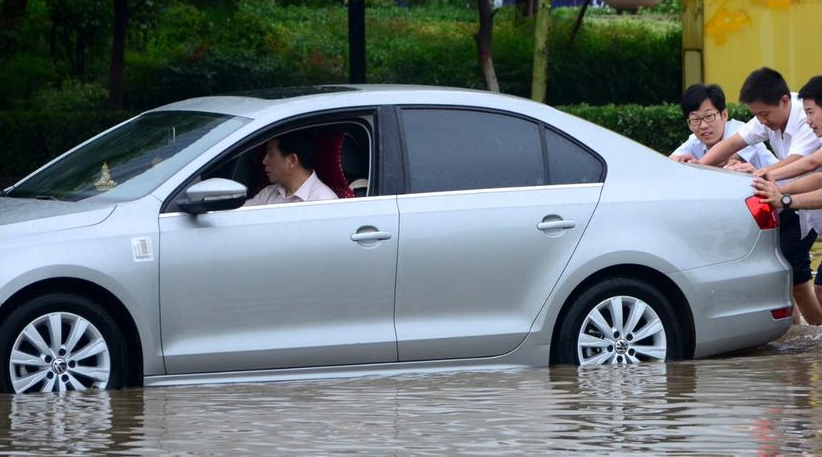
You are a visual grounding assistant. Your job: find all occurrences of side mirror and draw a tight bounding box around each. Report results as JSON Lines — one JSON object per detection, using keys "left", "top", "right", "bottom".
{"left": 178, "top": 178, "right": 247, "bottom": 214}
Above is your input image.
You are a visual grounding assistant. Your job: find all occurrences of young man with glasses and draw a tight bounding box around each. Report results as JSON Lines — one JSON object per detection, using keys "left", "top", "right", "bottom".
{"left": 699, "top": 68, "right": 822, "bottom": 325}
{"left": 669, "top": 83, "right": 776, "bottom": 170}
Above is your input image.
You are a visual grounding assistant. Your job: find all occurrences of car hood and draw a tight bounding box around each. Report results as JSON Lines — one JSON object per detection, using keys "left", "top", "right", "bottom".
{"left": 0, "top": 197, "right": 116, "bottom": 233}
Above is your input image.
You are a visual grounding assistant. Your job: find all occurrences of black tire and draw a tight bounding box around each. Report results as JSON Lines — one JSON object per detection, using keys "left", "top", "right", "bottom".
{"left": 0, "top": 293, "right": 127, "bottom": 394}
{"left": 553, "top": 277, "right": 684, "bottom": 365}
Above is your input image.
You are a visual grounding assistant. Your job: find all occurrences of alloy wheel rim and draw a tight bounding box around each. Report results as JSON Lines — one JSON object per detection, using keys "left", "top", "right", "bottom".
{"left": 9, "top": 312, "right": 110, "bottom": 393}
{"left": 577, "top": 295, "right": 667, "bottom": 366}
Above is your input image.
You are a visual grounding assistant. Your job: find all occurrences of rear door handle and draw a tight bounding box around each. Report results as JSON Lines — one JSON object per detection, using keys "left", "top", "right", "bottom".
{"left": 537, "top": 220, "right": 576, "bottom": 231}
{"left": 351, "top": 231, "right": 392, "bottom": 242}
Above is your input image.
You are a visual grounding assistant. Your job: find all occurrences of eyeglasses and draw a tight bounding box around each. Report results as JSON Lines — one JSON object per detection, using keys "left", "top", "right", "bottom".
{"left": 687, "top": 111, "right": 720, "bottom": 127}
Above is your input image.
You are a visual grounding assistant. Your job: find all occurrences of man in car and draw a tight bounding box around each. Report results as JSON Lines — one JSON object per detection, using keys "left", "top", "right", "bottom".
{"left": 699, "top": 68, "right": 821, "bottom": 325}
{"left": 244, "top": 131, "right": 338, "bottom": 206}
{"left": 669, "top": 83, "right": 776, "bottom": 171}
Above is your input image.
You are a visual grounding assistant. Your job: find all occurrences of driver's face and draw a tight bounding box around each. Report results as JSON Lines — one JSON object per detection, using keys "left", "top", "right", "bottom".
{"left": 262, "top": 139, "right": 292, "bottom": 184}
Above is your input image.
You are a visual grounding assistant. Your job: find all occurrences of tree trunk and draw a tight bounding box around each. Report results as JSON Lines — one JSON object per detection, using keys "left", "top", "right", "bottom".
{"left": 568, "top": 0, "right": 591, "bottom": 48}
{"left": 515, "top": 0, "right": 533, "bottom": 20}
{"left": 49, "top": 17, "right": 57, "bottom": 64}
{"left": 531, "top": 0, "right": 551, "bottom": 103}
{"left": 75, "top": 30, "right": 85, "bottom": 77}
{"left": 348, "top": 0, "right": 366, "bottom": 84}
{"left": 474, "top": 0, "right": 499, "bottom": 93}
{"left": 61, "top": 28, "right": 76, "bottom": 76}
{"left": 108, "top": 0, "right": 128, "bottom": 110}
{"left": 0, "top": 0, "right": 27, "bottom": 31}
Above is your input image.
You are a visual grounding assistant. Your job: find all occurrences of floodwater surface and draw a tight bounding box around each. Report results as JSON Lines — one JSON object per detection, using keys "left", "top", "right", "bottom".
{"left": 1, "top": 326, "right": 821, "bottom": 456}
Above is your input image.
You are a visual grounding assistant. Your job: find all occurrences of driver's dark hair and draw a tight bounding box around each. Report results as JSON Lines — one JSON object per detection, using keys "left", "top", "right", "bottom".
{"left": 681, "top": 83, "right": 726, "bottom": 117}
{"left": 798, "top": 75, "right": 822, "bottom": 108}
{"left": 275, "top": 130, "right": 316, "bottom": 170}
{"left": 739, "top": 67, "right": 790, "bottom": 105}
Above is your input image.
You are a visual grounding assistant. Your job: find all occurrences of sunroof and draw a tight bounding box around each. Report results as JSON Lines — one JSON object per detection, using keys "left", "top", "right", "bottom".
{"left": 229, "top": 86, "right": 359, "bottom": 100}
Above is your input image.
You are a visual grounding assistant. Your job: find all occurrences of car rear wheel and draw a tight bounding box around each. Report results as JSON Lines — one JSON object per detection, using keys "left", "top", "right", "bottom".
{"left": 0, "top": 293, "right": 126, "bottom": 394}
{"left": 554, "top": 277, "right": 683, "bottom": 366}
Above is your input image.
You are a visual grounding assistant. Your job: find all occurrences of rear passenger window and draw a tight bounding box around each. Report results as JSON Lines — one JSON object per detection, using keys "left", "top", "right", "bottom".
{"left": 401, "top": 108, "right": 545, "bottom": 193}
{"left": 544, "top": 128, "right": 604, "bottom": 185}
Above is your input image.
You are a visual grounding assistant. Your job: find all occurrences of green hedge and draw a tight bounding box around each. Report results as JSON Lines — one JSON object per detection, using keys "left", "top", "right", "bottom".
{"left": 0, "top": 110, "right": 134, "bottom": 177}
{"left": 0, "top": 102, "right": 753, "bottom": 178}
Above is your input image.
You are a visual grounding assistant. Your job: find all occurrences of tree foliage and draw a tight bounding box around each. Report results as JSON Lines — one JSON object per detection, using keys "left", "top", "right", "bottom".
{"left": 45, "top": 0, "right": 111, "bottom": 77}
{"left": 0, "top": 1, "right": 681, "bottom": 111}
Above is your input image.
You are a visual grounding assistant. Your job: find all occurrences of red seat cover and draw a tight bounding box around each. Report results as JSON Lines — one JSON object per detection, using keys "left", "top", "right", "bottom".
{"left": 314, "top": 131, "right": 355, "bottom": 199}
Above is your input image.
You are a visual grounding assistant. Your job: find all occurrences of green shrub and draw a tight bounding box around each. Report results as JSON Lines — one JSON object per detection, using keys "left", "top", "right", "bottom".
{"left": 0, "top": 55, "right": 59, "bottom": 109}
{"left": 560, "top": 103, "right": 684, "bottom": 153}
{"left": 0, "top": 110, "right": 134, "bottom": 177}
{"left": 545, "top": 16, "right": 681, "bottom": 105}
{"left": 639, "top": 0, "right": 683, "bottom": 15}
{"left": 30, "top": 81, "right": 110, "bottom": 112}
{"left": 121, "top": 3, "right": 352, "bottom": 108}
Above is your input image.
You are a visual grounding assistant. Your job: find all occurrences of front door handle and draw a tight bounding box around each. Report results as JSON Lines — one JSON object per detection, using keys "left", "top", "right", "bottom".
{"left": 537, "top": 220, "right": 576, "bottom": 231}
{"left": 351, "top": 231, "right": 392, "bottom": 242}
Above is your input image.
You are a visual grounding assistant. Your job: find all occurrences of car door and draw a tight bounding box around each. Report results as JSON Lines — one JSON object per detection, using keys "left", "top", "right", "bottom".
{"left": 393, "top": 107, "right": 604, "bottom": 361}
{"left": 157, "top": 118, "right": 399, "bottom": 375}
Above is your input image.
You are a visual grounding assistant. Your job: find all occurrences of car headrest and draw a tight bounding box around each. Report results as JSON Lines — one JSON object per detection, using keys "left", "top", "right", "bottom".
{"left": 314, "top": 131, "right": 355, "bottom": 199}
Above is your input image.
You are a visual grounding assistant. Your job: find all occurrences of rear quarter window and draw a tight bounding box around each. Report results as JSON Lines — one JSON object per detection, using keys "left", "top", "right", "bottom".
{"left": 543, "top": 127, "right": 605, "bottom": 185}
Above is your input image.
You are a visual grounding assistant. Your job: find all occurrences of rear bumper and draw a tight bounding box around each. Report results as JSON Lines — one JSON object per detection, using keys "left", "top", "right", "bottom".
{"left": 669, "top": 229, "right": 793, "bottom": 358}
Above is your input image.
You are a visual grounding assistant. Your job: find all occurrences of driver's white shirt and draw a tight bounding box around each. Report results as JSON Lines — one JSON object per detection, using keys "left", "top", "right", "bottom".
{"left": 244, "top": 171, "right": 338, "bottom": 206}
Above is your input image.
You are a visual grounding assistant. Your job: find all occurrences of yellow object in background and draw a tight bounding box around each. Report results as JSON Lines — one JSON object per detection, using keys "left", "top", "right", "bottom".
{"left": 683, "top": 0, "right": 822, "bottom": 99}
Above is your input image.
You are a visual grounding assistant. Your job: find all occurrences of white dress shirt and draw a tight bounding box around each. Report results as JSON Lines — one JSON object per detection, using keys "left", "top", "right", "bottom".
{"left": 737, "top": 93, "right": 822, "bottom": 237}
{"left": 244, "top": 171, "right": 338, "bottom": 206}
{"left": 672, "top": 119, "right": 777, "bottom": 169}
{"left": 737, "top": 93, "right": 821, "bottom": 160}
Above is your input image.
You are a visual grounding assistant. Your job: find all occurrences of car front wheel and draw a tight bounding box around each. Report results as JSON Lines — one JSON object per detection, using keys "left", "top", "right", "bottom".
{"left": 554, "top": 277, "right": 683, "bottom": 366}
{"left": 0, "top": 293, "right": 126, "bottom": 394}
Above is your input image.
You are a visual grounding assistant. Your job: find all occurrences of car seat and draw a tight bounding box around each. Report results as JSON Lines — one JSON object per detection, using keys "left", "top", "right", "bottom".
{"left": 340, "top": 133, "right": 369, "bottom": 197}
{"left": 314, "top": 131, "right": 355, "bottom": 199}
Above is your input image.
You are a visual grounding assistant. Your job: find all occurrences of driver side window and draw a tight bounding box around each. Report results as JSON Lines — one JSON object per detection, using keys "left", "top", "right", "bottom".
{"left": 167, "top": 116, "right": 374, "bottom": 212}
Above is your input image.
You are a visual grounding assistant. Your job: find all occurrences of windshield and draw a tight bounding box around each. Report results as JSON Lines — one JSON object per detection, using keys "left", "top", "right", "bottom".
{"left": 5, "top": 111, "right": 250, "bottom": 202}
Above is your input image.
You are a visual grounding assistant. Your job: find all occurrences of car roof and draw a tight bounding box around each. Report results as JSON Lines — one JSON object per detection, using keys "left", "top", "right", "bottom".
{"left": 149, "top": 84, "right": 524, "bottom": 118}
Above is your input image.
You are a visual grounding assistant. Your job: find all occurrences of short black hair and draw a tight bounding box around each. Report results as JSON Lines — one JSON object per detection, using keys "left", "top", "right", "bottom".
{"left": 739, "top": 67, "right": 790, "bottom": 105}
{"left": 275, "top": 130, "right": 316, "bottom": 170}
{"left": 681, "top": 83, "right": 726, "bottom": 117}
{"left": 798, "top": 75, "right": 822, "bottom": 108}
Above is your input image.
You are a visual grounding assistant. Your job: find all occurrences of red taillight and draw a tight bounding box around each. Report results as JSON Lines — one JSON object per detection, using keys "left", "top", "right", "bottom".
{"left": 771, "top": 306, "right": 793, "bottom": 320}
{"left": 746, "top": 195, "right": 779, "bottom": 229}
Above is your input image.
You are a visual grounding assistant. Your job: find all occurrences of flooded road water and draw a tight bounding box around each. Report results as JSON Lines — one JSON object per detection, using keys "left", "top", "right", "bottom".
{"left": 1, "top": 326, "right": 821, "bottom": 456}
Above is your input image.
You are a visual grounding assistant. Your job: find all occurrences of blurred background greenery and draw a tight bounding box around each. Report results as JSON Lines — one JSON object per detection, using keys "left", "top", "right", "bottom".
{"left": 0, "top": 0, "right": 737, "bottom": 179}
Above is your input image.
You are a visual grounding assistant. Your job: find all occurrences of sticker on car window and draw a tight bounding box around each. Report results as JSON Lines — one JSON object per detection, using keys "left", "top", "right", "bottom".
{"left": 131, "top": 237, "right": 154, "bottom": 262}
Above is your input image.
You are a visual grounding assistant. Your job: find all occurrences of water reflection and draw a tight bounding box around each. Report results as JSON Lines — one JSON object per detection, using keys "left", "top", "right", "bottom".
{"left": 1, "top": 326, "right": 820, "bottom": 456}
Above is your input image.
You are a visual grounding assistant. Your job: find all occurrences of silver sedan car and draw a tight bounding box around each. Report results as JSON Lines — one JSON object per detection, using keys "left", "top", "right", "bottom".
{"left": 0, "top": 86, "right": 792, "bottom": 394}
